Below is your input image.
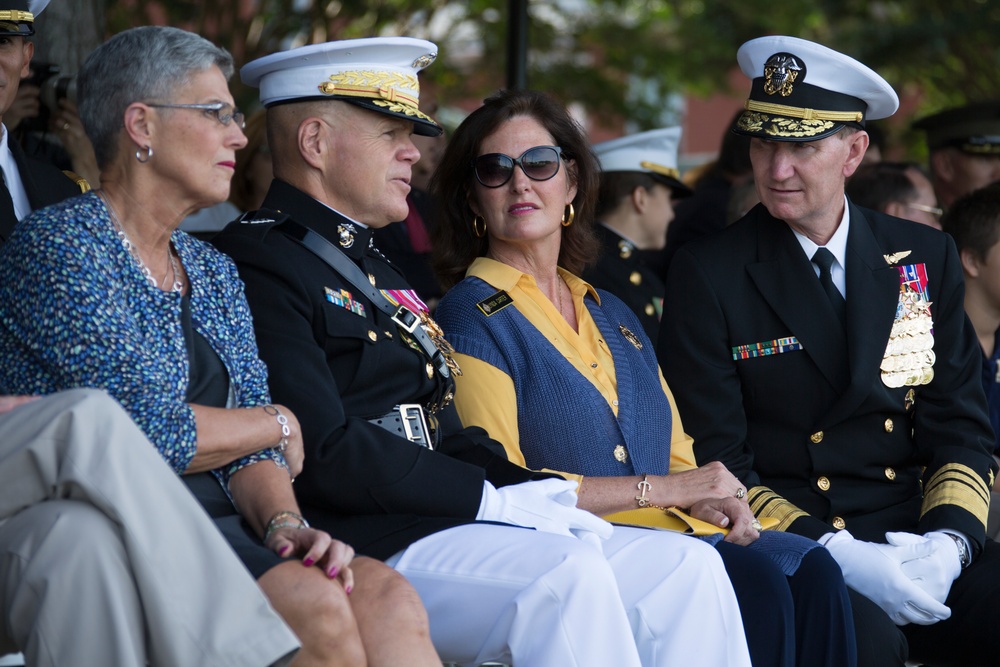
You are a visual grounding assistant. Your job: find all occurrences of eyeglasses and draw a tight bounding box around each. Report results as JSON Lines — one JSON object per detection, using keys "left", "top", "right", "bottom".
{"left": 146, "top": 102, "right": 246, "bottom": 129}
{"left": 473, "top": 145, "right": 564, "bottom": 188}
{"left": 906, "top": 202, "right": 943, "bottom": 219}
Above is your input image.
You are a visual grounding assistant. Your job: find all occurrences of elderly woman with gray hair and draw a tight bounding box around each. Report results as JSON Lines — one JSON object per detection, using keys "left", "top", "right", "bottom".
{"left": 0, "top": 26, "right": 439, "bottom": 667}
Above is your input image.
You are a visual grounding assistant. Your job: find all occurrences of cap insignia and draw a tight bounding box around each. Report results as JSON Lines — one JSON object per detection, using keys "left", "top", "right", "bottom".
{"left": 412, "top": 53, "right": 436, "bottom": 69}
{"left": 763, "top": 53, "right": 804, "bottom": 97}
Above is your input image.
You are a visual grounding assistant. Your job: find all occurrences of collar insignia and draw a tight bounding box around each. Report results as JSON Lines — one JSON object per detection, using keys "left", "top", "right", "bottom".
{"left": 883, "top": 250, "right": 912, "bottom": 265}
{"left": 763, "top": 53, "right": 804, "bottom": 97}
{"left": 618, "top": 240, "right": 633, "bottom": 259}
{"left": 337, "top": 223, "right": 356, "bottom": 249}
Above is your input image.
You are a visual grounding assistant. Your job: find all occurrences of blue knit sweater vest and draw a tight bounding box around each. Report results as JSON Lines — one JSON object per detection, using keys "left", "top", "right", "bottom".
{"left": 437, "top": 276, "right": 672, "bottom": 477}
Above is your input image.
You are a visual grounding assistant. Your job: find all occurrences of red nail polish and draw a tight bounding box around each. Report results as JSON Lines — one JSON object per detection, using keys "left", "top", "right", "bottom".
{"left": 303, "top": 558, "right": 314, "bottom": 567}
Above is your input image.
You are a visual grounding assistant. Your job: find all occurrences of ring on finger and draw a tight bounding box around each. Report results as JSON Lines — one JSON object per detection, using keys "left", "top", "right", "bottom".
{"left": 751, "top": 519, "right": 763, "bottom": 531}
{"left": 735, "top": 487, "right": 746, "bottom": 499}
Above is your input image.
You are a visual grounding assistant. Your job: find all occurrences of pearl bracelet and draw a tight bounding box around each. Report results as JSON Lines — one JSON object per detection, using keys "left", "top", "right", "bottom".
{"left": 262, "top": 404, "right": 290, "bottom": 452}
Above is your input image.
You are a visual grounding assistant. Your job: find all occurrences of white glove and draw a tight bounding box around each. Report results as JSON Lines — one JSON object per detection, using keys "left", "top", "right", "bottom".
{"left": 883, "top": 531, "right": 961, "bottom": 604}
{"left": 476, "top": 478, "right": 613, "bottom": 549}
{"left": 823, "top": 530, "right": 952, "bottom": 625}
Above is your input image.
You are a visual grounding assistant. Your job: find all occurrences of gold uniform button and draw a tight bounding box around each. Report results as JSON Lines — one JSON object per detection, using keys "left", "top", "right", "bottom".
{"left": 884, "top": 418, "right": 894, "bottom": 433}
{"left": 367, "top": 330, "right": 377, "bottom": 342}
{"left": 832, "top": 517, "right": 846, "bottom": 530}
{"left": 384, "top": 330, "right": 393, "bottom": 339}
{"left": 644, "top": 303, "right": 655, "bottom": 316}
{"left": 817, "top": 476, "right": 831, "bottom": 491}
{"left": 884, "top": 467, "right": 896, "bottom": 481}
{"left": 810, "top": 431, "right": 824, "bottom": 443}
{"left": 629, "top": 271, "right": 642, "bottom": 286}
{"left": 368, "top": 273, "right": 377, "bottom": 286}
{"left": 425, "top": 363, "right": 434, "bottom": 379}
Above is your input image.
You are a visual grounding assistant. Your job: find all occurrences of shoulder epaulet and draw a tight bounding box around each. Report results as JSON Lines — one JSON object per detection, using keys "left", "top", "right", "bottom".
{"left": 62, "top": 170, "right": 90, "bottom": 193}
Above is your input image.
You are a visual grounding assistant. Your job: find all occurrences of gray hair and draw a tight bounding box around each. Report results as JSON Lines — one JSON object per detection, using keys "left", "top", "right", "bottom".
{"left": 78, "top": 26, "right": 234, "bottom": 168}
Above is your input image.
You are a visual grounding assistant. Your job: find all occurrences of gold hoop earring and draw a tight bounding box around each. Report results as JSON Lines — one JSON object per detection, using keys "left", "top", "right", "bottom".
{"left": 561, "top": 204, "right": 575, "bottom": 227}
{"left": 472, "top": 215, "right": 486, "bottom": 238}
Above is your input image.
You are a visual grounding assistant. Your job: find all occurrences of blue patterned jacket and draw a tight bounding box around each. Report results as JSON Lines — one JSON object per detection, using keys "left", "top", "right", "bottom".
{"left": 0, "top": 191, "right": 283, "bottom": 482}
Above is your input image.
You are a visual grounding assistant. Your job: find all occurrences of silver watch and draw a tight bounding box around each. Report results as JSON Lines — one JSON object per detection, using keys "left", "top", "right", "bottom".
{"left": 945, "top": 532, "right": 971, "bottom": 569}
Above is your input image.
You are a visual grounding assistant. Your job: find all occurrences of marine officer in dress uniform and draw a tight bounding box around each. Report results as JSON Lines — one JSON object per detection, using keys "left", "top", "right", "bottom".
{"left": 584, "top": 127, "right": 691, "bottom": 340}
{"left": 213, "top": 37, "right": 752, "bottom": 667}
{"left": 0, "top": 0, "right": 84, "bottom": 242}
{"left": 659, "top": 35, "right": 1000, "bottom": 667}
{"left": 913, "top": 101, "right": 1000, "bottom": 211}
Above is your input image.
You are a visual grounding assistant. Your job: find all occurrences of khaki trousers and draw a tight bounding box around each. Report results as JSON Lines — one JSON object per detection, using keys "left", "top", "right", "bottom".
{"left": 0, "top": 389, "right": 299, "bottom": 667}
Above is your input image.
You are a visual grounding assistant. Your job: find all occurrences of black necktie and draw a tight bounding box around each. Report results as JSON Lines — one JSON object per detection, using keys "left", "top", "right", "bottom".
{"left": 812, "top": 247, "right": 846, "bottom": 328}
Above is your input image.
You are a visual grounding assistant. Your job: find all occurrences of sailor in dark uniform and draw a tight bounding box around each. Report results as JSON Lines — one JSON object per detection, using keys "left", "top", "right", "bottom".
{"left": 584, "top": 127, "right": 691, "bottom": 340}
{"left": 0, "top": 0, "right": 84, "bottom": 243}
{"left": 913, "top": 101, "right": 1000, "bottom": 210}
{"left": 660, "top": 35, "right": 1000, "bottom": 667}
{"left": 212, "top": 37, "right": 738, "bottom": 667}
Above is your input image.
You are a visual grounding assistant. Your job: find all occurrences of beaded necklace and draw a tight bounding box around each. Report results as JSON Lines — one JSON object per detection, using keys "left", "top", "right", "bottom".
{"left": 99, "top": 191, "right": 183, "bottom": 293}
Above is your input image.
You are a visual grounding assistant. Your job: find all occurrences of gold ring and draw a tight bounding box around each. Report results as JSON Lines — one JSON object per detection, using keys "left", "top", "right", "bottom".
{"left": 735, "top": 487, "right": 746, "bottom": 499}
{"left": 751, "top": 519, "right": 763, "bottom": 531}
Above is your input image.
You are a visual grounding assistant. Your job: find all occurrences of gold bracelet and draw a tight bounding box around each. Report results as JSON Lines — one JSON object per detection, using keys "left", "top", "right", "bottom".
{"left": 635, "top": 474, "right": 668, "bottom": 511}
{"left": 264, "top": 510, "right": 309, "bottom": 542}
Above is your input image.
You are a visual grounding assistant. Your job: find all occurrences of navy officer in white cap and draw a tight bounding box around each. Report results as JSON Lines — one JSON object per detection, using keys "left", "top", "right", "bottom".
{"left": 584, "top": 126, "right": 691, "bottom": 340}
{"left": 213, "top": 37, "right": 754, "bottom": 667}
{"left": 660, "top": 35, "right": 1000, "bottom": 667}
{"left": 0, "top": 0, "right": 82, "bottom": 242}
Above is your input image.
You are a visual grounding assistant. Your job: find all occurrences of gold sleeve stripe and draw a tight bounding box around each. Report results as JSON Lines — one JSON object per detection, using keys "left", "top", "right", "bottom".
{"left": 921, "top": 464, "right": 990, "bottom": 528}
{"left": 744, "top": 99, "right": 863, "bottom": 123}
{"left": 748, "top": 486, "right": 807, "bottom": 532}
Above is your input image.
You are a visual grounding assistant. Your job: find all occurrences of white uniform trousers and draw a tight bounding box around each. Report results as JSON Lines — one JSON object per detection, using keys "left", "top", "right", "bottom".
{"left": 389, "top": 522, "right": 751, "bottom": 667}
{"left": 0, "top": 389, "right": 300, "bottom": 667}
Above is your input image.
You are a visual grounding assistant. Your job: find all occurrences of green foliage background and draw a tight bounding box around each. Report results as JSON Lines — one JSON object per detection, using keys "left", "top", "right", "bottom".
{"left": 106, "top": 0, "right": 1000, "bottom": 144}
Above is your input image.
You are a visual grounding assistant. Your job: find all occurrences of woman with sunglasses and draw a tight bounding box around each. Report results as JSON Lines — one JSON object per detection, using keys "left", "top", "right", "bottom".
{"left": 0, "top": 26, "right": 441, "bottom": 667}
{"left": 433, "top": 89, "right": 857, "bottom": 667}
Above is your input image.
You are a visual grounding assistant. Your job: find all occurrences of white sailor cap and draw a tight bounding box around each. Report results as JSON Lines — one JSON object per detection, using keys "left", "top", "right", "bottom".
{"left": 241, "top": 36, "right": 442, "bottom": 137}
{"left": 733, "top": 35, "right": 899, "bottom": 142}
{"left": 593, "top": 127, "right": 691, "bottom": 196}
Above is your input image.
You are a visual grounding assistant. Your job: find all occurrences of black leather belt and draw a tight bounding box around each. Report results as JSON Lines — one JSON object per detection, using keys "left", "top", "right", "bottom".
{"left": 367, "top": 404, "right": 434, "bottom": 449}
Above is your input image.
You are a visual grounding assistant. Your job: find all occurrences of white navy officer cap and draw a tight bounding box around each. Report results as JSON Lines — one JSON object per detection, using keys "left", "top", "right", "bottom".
{"left": 593, "top": 127, "right": 692, "bottom": 197}
{"left": 733, "top": 35, "right": 899, "bottom": 142}
{"left": 0, "top": 0, "right": 49, "bottom": 36}
{"left": 241, "top": 36, "right": 443, "bottom": 137}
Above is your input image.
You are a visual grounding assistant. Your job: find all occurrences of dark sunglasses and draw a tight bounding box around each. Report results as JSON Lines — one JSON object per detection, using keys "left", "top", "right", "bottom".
{"left": 473, "top": 145, "right": 564, "bottom": 188}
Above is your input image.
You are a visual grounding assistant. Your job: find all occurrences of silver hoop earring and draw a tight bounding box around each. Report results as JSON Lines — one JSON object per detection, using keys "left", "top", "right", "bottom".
{"left": 135, "top": 146, "right": 153, "bottom": 164}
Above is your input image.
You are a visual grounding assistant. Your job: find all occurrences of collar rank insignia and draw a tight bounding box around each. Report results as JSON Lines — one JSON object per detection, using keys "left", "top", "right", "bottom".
{"left": 883, "top": 250, "right": 912, "bottom": 265}
{"left": 337, "top": 223, "right": 356, "bottom": 249}
{"left": 476, "top": 290, "right": 513, "bottom": 316}
{"left": 764, "top": 53, "right": 804, "bottom": 97}
{"left": 619, "top": 324, "right": 643, "bottom": 350}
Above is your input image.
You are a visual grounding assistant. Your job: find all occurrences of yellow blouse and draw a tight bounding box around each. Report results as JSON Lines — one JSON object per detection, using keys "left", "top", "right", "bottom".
{"left": 451, "top": 257, "right": 698, "bottom": 486}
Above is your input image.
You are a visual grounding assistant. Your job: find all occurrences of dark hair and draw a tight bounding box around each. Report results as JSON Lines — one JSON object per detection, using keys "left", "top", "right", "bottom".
{"left": 595, "top": 171, "right": 660, "bottom": 220}
{"left": 846, "top": 161, "right": 922, "bottom": 212}
{"left": 698, "top": 108, "right": 753, "bottom": 184}
{"left": 941, "top": 182, "right": 1000, "bottom": 262}
{"left": 431, "top": 89, "right": 599, "bottom": 289}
